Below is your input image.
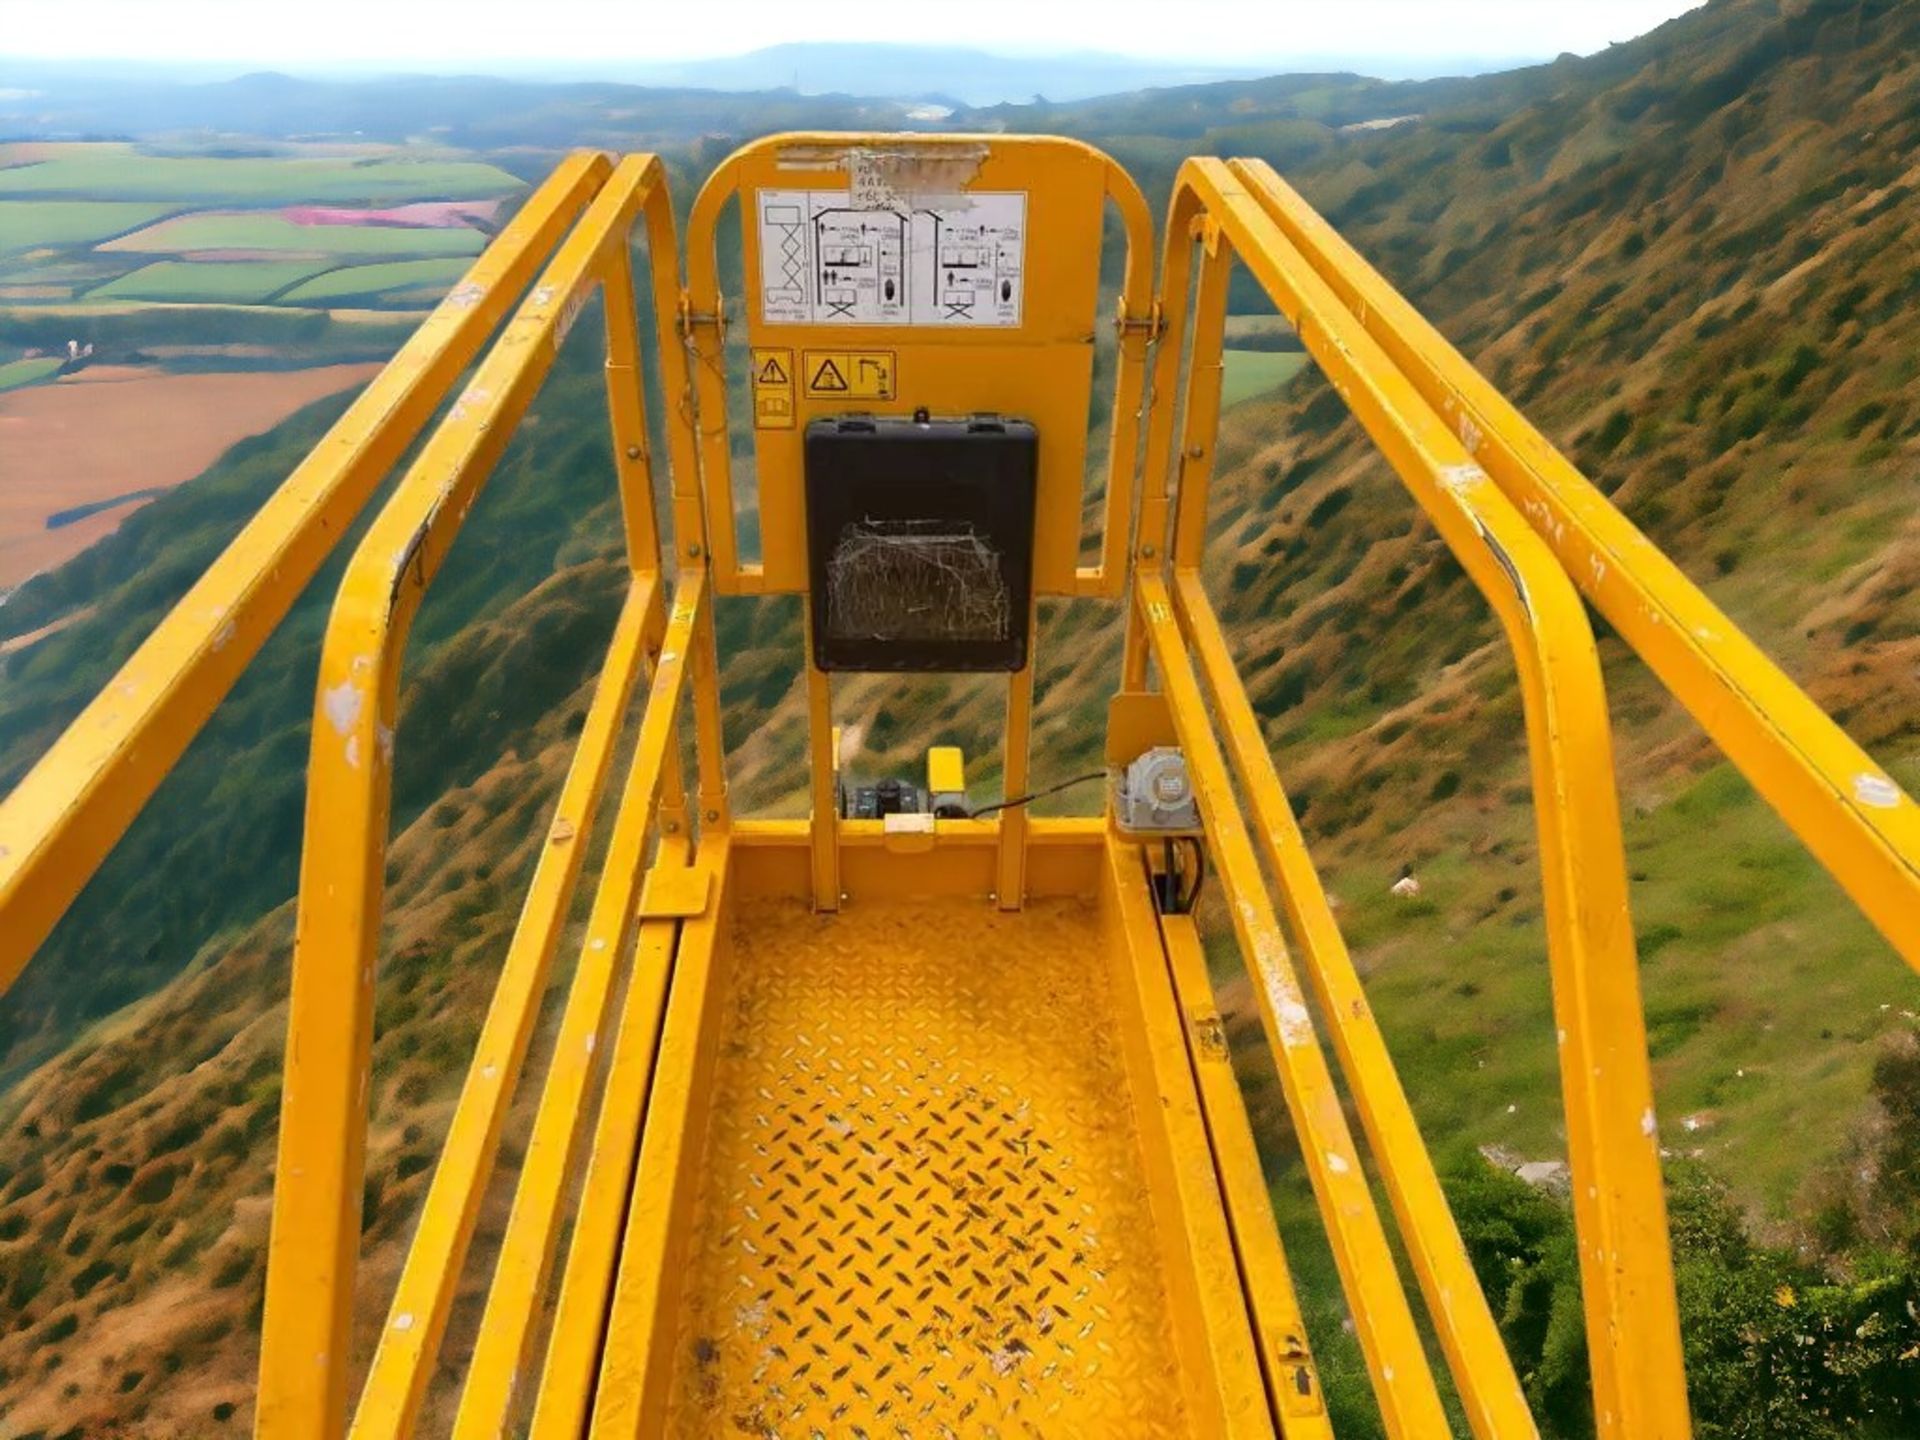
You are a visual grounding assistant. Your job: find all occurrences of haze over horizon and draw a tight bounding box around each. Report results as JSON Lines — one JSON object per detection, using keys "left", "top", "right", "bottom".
{"left": 3, "top": 0, "right": 1710, "bottom": 78}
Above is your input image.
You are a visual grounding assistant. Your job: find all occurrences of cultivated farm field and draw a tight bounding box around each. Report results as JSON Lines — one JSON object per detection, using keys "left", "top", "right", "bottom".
{"left": 0, "top": 199, "right": 183, "bottom": 254}
{"left": 0, "top": 356, "right": 62, "bottom": 393}
{"left": 0, "top": 362, "right": 381, "bottom": 586}
{"left": 104, "top": 209, "right": 491, "bottom": 258}
{"left": 0, "top": 143, "right": 518, "bottom": 203}
{"left": 91, "top": 259, "right": 338, "bottom": 304}
{"left": 0, "top": 139, "right": 524, "bottom": 582}
{"left": 0, "top": 141, "right": 523, "bottom": 384}
{"left": 278, "top": 256, "right": 474, "bottom": 303}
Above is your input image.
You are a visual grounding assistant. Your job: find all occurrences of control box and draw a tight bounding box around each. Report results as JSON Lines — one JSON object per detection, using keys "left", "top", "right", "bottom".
{"left": 804, "top": 413, "right": 1038, "bottom": 673}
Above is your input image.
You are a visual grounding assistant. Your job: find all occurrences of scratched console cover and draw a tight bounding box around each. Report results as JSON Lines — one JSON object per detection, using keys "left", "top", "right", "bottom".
{"left": 665, "top": 898, "right": 1192, "bottom": 1436}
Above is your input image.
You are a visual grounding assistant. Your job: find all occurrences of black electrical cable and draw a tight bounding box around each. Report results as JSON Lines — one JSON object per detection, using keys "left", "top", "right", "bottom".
{"left": 964, "top": 769, "right": 1108, "bottom": 820}
{"left": 1181, "top": 834, "right": 1207, "bottom": 912}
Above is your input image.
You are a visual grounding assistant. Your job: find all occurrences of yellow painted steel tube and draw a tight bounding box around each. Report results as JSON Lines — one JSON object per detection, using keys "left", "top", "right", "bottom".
{"left": 1077, "top": 157, "right": 1157, "bottom": 597}
{"left": 680, "top": 145, "right": 753, "bottom": 592}
{"left": 1176, "top": 571, "right": 1533, "bottom": 1440}
{"left": 1123, "top": 185, "right": 1219, "bottom": 691}
{"left": 1135, "top": 575, "right": 1452, "bottom": 1440}
{"left": 1229, "top": 157, "right": 1920, "bottom": 968}
{"left": 0, "top": 151, "right": 610, "bottom": 991}
{"left": 1103, "top": 837, "right": 1288, "bottom": 1438}
{"left": 524, "top": 852, "right": 686, "bottom": 1440}
{"left": 602, "top": 230, "right": 667, "bottom": 578}
{"left": 1155, "top": 902, "right": 1334, "bottom": 1438}
{"left": 255, "top": 154, "right": 667, "bottom": 1440}
{"left": 1170, "top": 235, "right": 1232, "bottom": 573}
{"left": 1171, "top": 157, "right": 1688, "bottom": 1439}
{"left": 804, "top": 612, "right": 839, "bottom": 910}
{"left": 588, "top": 839, "right": 734, "bottom": 1439}
{"left": 995, "top": 614, "right": 1038, "bottom": 910}
{"left": 451, "top": 578, "right": 706, "bottom": 1440}
{"left": 621, "top": 158, "right": 729, "bottom": 829}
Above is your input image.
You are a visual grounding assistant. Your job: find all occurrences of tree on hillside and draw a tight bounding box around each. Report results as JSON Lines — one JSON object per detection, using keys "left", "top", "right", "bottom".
{"left": 1442, "top": 1153, "right": 1920, "bottom": 1439}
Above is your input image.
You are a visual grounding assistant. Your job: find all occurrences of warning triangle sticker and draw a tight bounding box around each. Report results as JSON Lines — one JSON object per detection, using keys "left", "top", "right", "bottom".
{"left": 809, "top": 357, "right": 849, "bottom": 393}
{"left": 756, "top": 354, "right": 789, "bottom": 386}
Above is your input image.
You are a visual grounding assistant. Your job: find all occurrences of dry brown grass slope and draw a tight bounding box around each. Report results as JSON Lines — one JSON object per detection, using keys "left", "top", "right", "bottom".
{"left": 0, "top": 560, "right": 638, "bottom": 1437}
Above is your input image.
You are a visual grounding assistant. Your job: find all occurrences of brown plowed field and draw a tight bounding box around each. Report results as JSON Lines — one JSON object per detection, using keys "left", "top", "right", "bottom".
{"left": 0, "top": 362, "right": 380, "bottom": 587}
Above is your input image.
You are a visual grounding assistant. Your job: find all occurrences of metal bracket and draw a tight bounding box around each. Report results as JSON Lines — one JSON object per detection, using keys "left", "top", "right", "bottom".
{"left": 1116, "top": 298, "right": 1164, "bottom": 343}
{"left": 678, "top": 290, "right": 725, "bottom": 341}
{"left": 638, "top": 862, "right": 713, "bottom": 919}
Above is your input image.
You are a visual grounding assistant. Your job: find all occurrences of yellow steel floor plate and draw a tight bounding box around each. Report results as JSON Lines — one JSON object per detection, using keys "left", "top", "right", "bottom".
{"left": 662, "top": 897, "right": 1193, "bottom": 1437}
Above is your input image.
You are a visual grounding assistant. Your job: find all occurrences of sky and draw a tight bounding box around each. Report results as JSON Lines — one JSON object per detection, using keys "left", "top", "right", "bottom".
{"left": 0, "top": 0, "right": 1708, "bottom": 70}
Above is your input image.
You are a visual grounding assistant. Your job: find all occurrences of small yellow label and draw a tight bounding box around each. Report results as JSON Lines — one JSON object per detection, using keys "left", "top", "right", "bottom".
{"left": 803, "top": 349, "right": 896, "bottom": 400}
{"left": 751, "top": 347, "right": 794, "bottom": 429}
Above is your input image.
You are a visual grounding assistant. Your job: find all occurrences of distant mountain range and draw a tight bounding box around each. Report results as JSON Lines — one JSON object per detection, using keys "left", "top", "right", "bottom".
{"left": 593, "top": 42, "right": 1543, "bottom": 104}
{"left": 0, "top": 41, "right": 1547, "bottom": 121}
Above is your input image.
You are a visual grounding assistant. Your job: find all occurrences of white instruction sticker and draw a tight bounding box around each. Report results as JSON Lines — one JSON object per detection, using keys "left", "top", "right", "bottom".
{"left": 756, "top": 189, "right": 1026, "bottom": 328}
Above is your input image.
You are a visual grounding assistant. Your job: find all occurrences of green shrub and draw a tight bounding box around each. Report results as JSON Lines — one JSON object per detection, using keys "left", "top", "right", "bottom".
{"left": 69, "top": 1258, "right": 116, "bottom": 1297}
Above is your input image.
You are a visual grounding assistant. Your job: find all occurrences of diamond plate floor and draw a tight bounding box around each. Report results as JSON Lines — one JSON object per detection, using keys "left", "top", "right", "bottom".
{"left": 662, "top": 897, "right": 1194, "bottom": 1437}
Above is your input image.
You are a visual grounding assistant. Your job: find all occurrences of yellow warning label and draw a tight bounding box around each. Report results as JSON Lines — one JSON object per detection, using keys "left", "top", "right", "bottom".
{"left": 803, "top": 350, "right": 896, "bottom": 401}
{"left": 751, "top": 346, "right": 794, "bottom": 429}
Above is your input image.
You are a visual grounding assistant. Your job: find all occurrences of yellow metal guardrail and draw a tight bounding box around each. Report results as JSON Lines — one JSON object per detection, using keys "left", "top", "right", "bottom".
{"left": 254, "top": 152, "right": 725, "bottom": 1439}
{"left": 0, "top": 153, "right": 611, "bottom": 985}
{"left": 1132, "top": 158, "right": 1687, "bottom": 1439}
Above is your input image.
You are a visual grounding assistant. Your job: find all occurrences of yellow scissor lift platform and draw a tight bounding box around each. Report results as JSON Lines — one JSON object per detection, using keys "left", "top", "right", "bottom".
{"left": 3, "top": 133, "right": 1920, "bottom": 1440}
{"left": 643, "top": 881, "right": 1247, "bottom": 1437}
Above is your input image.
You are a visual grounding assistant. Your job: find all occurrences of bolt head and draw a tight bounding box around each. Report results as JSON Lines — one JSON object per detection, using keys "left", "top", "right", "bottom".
{"left": 704, "top": 809, "right": 720, "bottom": 823}
{"left": 687, "top": 543, "right": 703, "bottom": 558}
{"left": 625, "top": 444, "right": 642, "bottom": 460}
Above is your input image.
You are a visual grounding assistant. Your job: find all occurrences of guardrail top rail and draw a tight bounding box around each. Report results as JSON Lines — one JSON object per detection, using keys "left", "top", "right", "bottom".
{"left": 0, "top": 151, "right": 612, "bottom": 986}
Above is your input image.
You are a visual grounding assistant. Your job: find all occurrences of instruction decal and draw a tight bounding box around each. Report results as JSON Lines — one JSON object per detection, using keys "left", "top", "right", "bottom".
{"left": 803, "top": 350, "right": 895, "bottom": 400}
{"left": 757, "top": 189, "right": 1026, "bottom": 328}
{"left": 751, "top": 346, "right": 794, "bottom": 429}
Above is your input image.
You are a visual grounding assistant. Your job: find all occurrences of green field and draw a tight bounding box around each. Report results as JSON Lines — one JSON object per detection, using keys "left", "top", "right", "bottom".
{"left": 278, "top": 257, "right": 472, "bottom": 303}
{"left": 0, "top": 356, "right": 63, "bottom": 393}
{"left": 0, "top": 201, "right": 183, "bottom": 255}
{"left": 1221, "top": 347, "right": 1310, "bottom": 406}
{"left": 110, "top": 212, "right": 488, "bottom": 258}
{"left": 89, "top": 260, "right": 330, "bottom": 304}
{"left": 0, "top": 150, "right": 521, "bottom": 204}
